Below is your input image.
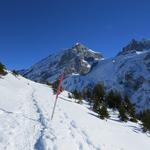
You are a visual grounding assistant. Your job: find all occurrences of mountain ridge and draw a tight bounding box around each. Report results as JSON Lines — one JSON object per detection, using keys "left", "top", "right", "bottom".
{"left": 19, "top": 39, "right": 150, "bottom": 111}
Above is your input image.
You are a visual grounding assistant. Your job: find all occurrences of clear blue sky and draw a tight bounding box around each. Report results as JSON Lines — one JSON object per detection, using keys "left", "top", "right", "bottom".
{"left": 0, "top": 0, "right": 150, "bottom": 69}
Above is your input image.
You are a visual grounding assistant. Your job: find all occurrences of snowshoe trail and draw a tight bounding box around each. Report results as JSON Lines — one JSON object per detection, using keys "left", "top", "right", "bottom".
{"left": 32, "top": 89, "right": 47, "bottom": 150}
{"left": 31, "top": 85, "right": 101, "bottom": 150}
{"left": 31, "top": 88, "right": 58, "bottom": 150}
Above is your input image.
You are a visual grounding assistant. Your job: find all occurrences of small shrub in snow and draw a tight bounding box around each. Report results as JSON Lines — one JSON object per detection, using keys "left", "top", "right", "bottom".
{"left": 46, "top": 81, "right": 52, "bottom": 87}
{"left": 68, "top": 93, "right": 72, "bottom": 99}
{"left": 77, "top": 97, "right": 83, "bottom": 104}
{"left": 12, "top": 70, "right": 19, "bottom": 76}
{"left": 0, "top": 62, "right": 7, "bottom": 76}
{"left": 72, "top": 90, "right": 83, "bottom": 103}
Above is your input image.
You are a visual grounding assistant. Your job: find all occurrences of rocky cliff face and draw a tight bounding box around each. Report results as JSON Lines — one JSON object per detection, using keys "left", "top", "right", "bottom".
{"left": 118, "top": 39, "right": 150, "bottom": 55}
{"left": 19, "top": 43, "right": 103, "bottom": 83}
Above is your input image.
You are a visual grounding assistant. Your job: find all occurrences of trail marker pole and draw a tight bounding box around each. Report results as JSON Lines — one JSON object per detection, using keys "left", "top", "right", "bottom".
{"left": 51, "top": 73, "right": 64, "bottom": 120}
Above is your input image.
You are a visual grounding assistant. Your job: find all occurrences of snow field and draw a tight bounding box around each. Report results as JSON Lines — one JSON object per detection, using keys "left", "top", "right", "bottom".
{"left": 0, "top": 73, "right": 149, "bottom": 150}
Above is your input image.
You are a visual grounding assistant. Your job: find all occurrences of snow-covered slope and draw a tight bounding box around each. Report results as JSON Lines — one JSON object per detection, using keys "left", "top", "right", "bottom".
{"left": 0, "top": 72, "right": 150, "bottom": 150}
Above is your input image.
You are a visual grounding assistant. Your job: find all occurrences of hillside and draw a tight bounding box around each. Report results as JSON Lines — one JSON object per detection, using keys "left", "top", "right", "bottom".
{"left": 0, "top": 72, "right": 150, "bottom": 150}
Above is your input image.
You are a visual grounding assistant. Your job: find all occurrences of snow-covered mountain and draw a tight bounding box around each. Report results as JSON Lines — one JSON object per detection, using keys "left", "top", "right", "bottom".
{"left": 20, "top": 39, "right": 150, "bottom": 111}
{"left": 19, "top": 43, "right": 102, "bottom": 82}
{"left": 0, "top": 72, "right": 150, "bottom": 150}
{"left": 64, "top": 39, "right": 150, "bottom": 111}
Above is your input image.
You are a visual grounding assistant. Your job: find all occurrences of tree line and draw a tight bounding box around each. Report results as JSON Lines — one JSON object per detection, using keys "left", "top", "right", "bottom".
{"left": 41, "top": 73, "right": 150, "bottom": 132}
{"left": 70, "top": 83, "right": 150, "bottom": 132}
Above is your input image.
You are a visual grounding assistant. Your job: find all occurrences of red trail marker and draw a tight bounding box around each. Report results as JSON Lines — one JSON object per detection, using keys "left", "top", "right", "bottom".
{"left": 51, "top": 73, "right": 64, "bottom": 120}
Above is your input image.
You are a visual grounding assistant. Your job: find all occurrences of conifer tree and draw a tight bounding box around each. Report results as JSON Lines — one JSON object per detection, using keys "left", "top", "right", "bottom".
{"left": 72, "top": 89, "right": 78, "bottom": 99}
{"left": 106, "top": 90, "right": 122, "bottom": 109}
{"left": 72, "top": 90, "right": 83, "bottom": 103}
{"left": 99, "top": 104, "right": 109, "bottom": 119}
{"left": 118, "top": 103, "right": 128, "bottom": 122}
{"left": 52, "top": 80, "right": 59, "bottom": 94}
{"left": 140, "top": 109, "right": 150, "bottom": 132}
{"left": 124, "top": 96, "right": 137, "bottom": 122}
{"left": 92, "top": 84, "right": 105, "bottom": 112}
{"left": 86, "top": 89, "right": 92, "bottom": 104}
{"left": 105, "top": 90, "right": 115, "bottom": 108}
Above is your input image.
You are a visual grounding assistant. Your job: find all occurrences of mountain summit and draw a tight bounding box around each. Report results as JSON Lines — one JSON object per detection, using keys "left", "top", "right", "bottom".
{"left": 19, "top": 43, "right": 103, "bottom": 82}
{"left": 118, "top": 39, "right": 150, "bottom": 55}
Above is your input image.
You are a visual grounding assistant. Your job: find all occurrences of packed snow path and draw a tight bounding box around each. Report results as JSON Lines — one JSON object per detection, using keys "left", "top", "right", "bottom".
{"left": 32, "top": 89, "right": 47, "bottom": 150}
{"left": 0, "top": 73, "right": 150, "bottom": 150}
{"left": 31, "top": 87, "right": 101, "bottom": 150}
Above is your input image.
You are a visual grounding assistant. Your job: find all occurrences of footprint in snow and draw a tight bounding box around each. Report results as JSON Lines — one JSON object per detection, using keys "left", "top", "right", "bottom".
{"left": 63, "top": 113, "right": 69, "bottom": 119}
{"left": 60, "top": 119, "right": 63, "bottom": 123}
{"left": 69, "top": 128, "right": 75, "bottom": 138}
{"left": 81, "top": 130, "right": 101, "bottom": 150}
{"left": 70, "top": 120, "right": 77, "bottom": 129}
{"left": 79, "top": 142, "right": 83, "bottom": 150}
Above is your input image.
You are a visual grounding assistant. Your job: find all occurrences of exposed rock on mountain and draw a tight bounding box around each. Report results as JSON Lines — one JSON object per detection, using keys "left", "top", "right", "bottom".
{"left": 19, "top": 43, "right": 103, "bottom": 82}
{"left": 118, "top": 39, "right": 150, "bottom": 55}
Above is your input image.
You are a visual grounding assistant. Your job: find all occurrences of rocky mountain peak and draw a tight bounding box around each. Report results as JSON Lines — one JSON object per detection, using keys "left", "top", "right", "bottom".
{"left": 69, "top": 43, "right": 103, "bottom": 60}
{"left": 72, "top": 42, "right": 89, "bottom": 51}
{"left": 19, "top": 43, "right": 103, "bottom": 83}
{"left": 118, "top": 39, "right": 150, "bottom": 55}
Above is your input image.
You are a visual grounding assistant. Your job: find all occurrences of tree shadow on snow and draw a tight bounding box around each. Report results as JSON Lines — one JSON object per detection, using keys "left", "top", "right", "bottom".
{"left": 59, "top": 96, "right": 73, "bottom": 103}
{"left": 0, "top": 108, "right": 13, "bottom": 114}
{"left": 127, "top": 125, "right": 143, "bottom": 134}
{"left": 88, "top": 112, "right": 99, "bottom": 118}
{"left": 108, "top": 118, "right": 122, "bottom": 123}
